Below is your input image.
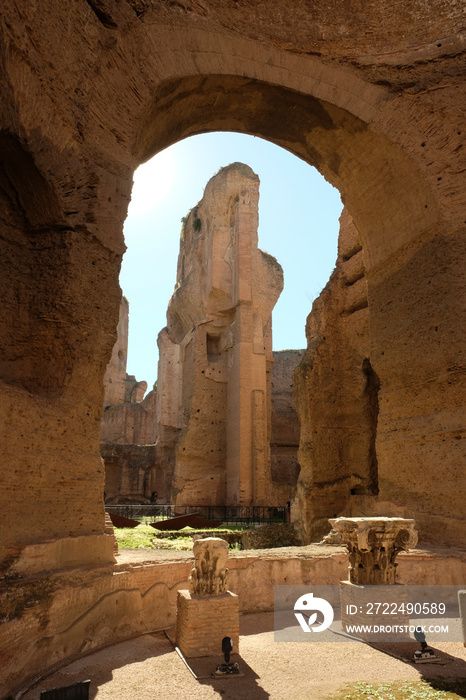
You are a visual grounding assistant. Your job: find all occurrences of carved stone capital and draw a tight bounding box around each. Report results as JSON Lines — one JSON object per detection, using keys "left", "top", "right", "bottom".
{"left": 329, "top": 517, "right": 418, "bottom": 585}
{"left": 189, "top": 537, "right": 229, "bottom": 596}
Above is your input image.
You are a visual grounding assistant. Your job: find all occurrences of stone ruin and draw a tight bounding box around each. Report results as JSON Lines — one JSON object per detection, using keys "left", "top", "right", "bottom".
{"left": 100, "top": 296, "right": 159, "bottom": 502}
{"left": 189, "top": 537, "right": 229, "bottom": 596}
{"left": 157, "top": 162, "right": 288, "bottom": 506}
{"left": 270, "top": 349, "right": 305, "bottom": 488}
{"left": 176, "top": 537, "right": 239, "bottom": 657}
{"left": 101, "top": 163, "right": 303, "bottom": 506}
{"left": 1, "top": 2, "right": 465, "bottom": 694}
{"left": 331, "top": 516, "right": 418, "bottom": 586}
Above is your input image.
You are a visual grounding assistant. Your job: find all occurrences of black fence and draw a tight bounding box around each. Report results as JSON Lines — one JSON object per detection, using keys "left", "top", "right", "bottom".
{"left": 105, "top": 504, "right": 287, "bottom": 526}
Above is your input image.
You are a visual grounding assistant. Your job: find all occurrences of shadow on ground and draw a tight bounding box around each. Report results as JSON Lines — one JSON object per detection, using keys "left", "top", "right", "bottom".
{"left": 19, "top": 613, "right": 466, "bottom": 700}
{"left": 20, "top": 634, "right": 174, "bottom": 700}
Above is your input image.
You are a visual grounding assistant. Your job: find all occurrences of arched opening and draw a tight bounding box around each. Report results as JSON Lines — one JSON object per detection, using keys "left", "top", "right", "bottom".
{"left": 99, "top": 74, "right": 442, "bottom": 535}
{"left": 135, "top": 75, "right": 439, "bottom": 267}
{"left": 2, "top": 10, "right": 464, "bottom": 693}
{"left": 101, "top": 132, "right": 343, "bottom": 509}
{"left": 1, "top": 68, "right": 448, "bottom": 574}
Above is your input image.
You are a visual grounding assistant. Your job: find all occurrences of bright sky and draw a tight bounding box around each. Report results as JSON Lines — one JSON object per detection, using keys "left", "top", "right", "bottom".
{"left": 120, "top": 132, "right": 343, "bottom": 389}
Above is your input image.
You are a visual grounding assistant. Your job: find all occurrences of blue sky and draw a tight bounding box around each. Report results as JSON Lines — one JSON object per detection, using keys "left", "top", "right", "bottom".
{"left": 120, "top": 132, "right": 343, "bottom": 389}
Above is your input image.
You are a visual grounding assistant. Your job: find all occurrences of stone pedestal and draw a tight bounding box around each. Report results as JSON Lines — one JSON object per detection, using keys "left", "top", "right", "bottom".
{"left": 339, "top": 580, "right": 411, "bottom": 640}
{"left": 175, "top": 537, "right": 240, "bottom": 658}
{"left": 176, "top": 589, "right": 240, "bottom": 658}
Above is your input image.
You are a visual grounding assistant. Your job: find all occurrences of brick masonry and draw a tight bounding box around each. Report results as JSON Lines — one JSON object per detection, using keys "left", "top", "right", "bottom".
{"left": 176, "top": 589, "right": 240, "bottom": 658}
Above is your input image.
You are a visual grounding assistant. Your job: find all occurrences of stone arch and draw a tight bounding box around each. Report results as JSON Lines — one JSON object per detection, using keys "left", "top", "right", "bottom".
{"left": 1, "top": 6, "right": 465, "bottom": 693}
{"left": 134, "top": 73, "right": 439, "bottom": 269}
{"left": 123, "top": 68, "right": 462, "bottom": 548}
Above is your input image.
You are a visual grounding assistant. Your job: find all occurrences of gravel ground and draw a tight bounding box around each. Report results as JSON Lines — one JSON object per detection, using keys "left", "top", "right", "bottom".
{"left": 113, "top": 543, "right": 348, "bottom": 566}
{"left": 21, "top": 612, "right": 466, "bottom": 700}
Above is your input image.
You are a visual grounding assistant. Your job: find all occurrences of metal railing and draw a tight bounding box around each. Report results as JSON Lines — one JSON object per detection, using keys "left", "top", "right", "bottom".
{"left": 105, "top": 504, "right": 287, "bottom": 526}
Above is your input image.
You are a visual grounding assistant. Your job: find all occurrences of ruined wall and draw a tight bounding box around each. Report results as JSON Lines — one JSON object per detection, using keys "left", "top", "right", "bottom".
{"left": 1, "top": 0, "right": 465, "bottom": 691}
{"left": 270, "top": 349, "right": 304, "bottom": 502}
{"left": 157, "top": 163, "right": 283, "bottom": 506}
{"left": 293, "top": 204, "right": 465, "bottom": 547}
{"left": 102, "top": 296, "right": 151, "bottom": 416}
{"left": 100, "top": 297, "right": 158, "bottom": 502}
{"left": 103, "top": 257, "right": 299, "bottom": 508}
{"left": 101, "top": 389, "right": 157, "bottom": 446}
{"left": 103, "top": 296, "right": 130, "bottom": 406}
{"left": 101, "top": 443, "right": 158, "bottom": 501}
{"left": 293, "top": 210, "right": 377, "bottom": 542}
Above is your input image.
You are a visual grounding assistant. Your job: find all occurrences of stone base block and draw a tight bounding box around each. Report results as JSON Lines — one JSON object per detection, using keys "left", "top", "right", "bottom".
{"left": 176, "top": 589, "right": 239, "bottom": 658}
{"left": 340, "top": 580, "right": 410, "bottom": 641}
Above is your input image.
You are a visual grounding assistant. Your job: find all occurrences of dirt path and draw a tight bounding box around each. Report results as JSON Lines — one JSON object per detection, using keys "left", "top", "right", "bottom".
{"left": 113, "top": 543, "right": 348, "bottom": 565}
{"left": 22, "top": 612, "right": 466, "bottom": 700}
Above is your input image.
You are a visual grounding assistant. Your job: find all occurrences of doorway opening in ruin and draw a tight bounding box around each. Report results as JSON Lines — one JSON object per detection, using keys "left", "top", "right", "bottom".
{"left": 101, "top": 132, "right": 343, "bottom": 507}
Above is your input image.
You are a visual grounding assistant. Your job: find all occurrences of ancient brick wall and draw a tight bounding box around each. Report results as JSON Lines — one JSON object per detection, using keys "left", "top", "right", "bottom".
{"left": 157, "top": 163, "right": 283, "bottom": 506}
{"left": 1, "top": 1, "right": 464, "bottom": 690}
{"left": 270, "top": 350, "right": 304, "bottom": 501}
{"left": 293, "top": 210, "right": 377, "bottom": 541}
{"left": 100, "top": 297, "right": 158, "bottom": 501}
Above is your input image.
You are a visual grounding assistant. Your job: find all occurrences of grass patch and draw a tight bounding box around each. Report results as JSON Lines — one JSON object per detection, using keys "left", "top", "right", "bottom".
{"left": 114, "top": 524, "right": 156, "bottom": 549}
{"left": 114, "top": 524, "right": 193, "bottom": 550}
{"left": 152, "top": 536, "right": 193, "bottom": 551}
{"left": 114, "top": 524, "right": 247, "bottom": 550}
{"left": 328, "top": 679, "right": 466, "bottom": 700}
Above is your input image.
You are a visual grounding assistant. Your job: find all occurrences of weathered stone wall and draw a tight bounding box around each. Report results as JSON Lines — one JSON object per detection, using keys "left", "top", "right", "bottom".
{"left": 103, "top": 285, "right": 300, "bottom": 508}
{"left": 103, "top": 296, "right": 130, "bottom": 406}
{"left": 294, "top": 205, "right": 465, "bottom": 546}
{"left": 293, "top": 210, "right": 375, "bottom": 541}
{"left": 0, "top": 0, "right": 464, "bottom": 690}
{"left": 101, "top": 297, "right": 155, "bottom": 442}
{"left": 157, "top": 163, "right": 283, "bottom": 506}
{"left": 101, "top": 389, "right": 157, "bottom": 445}
{"left": 100, "top": 297, "right": 158, "bottom": 501}
{"left": 270, "top": 349, "right": 304, "bottom": 502}
{"left": 101, "top": 443, "right": 158, "bottom": 501}
{"left": 101, "top": 246, "right": 301, "bottom": 508}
